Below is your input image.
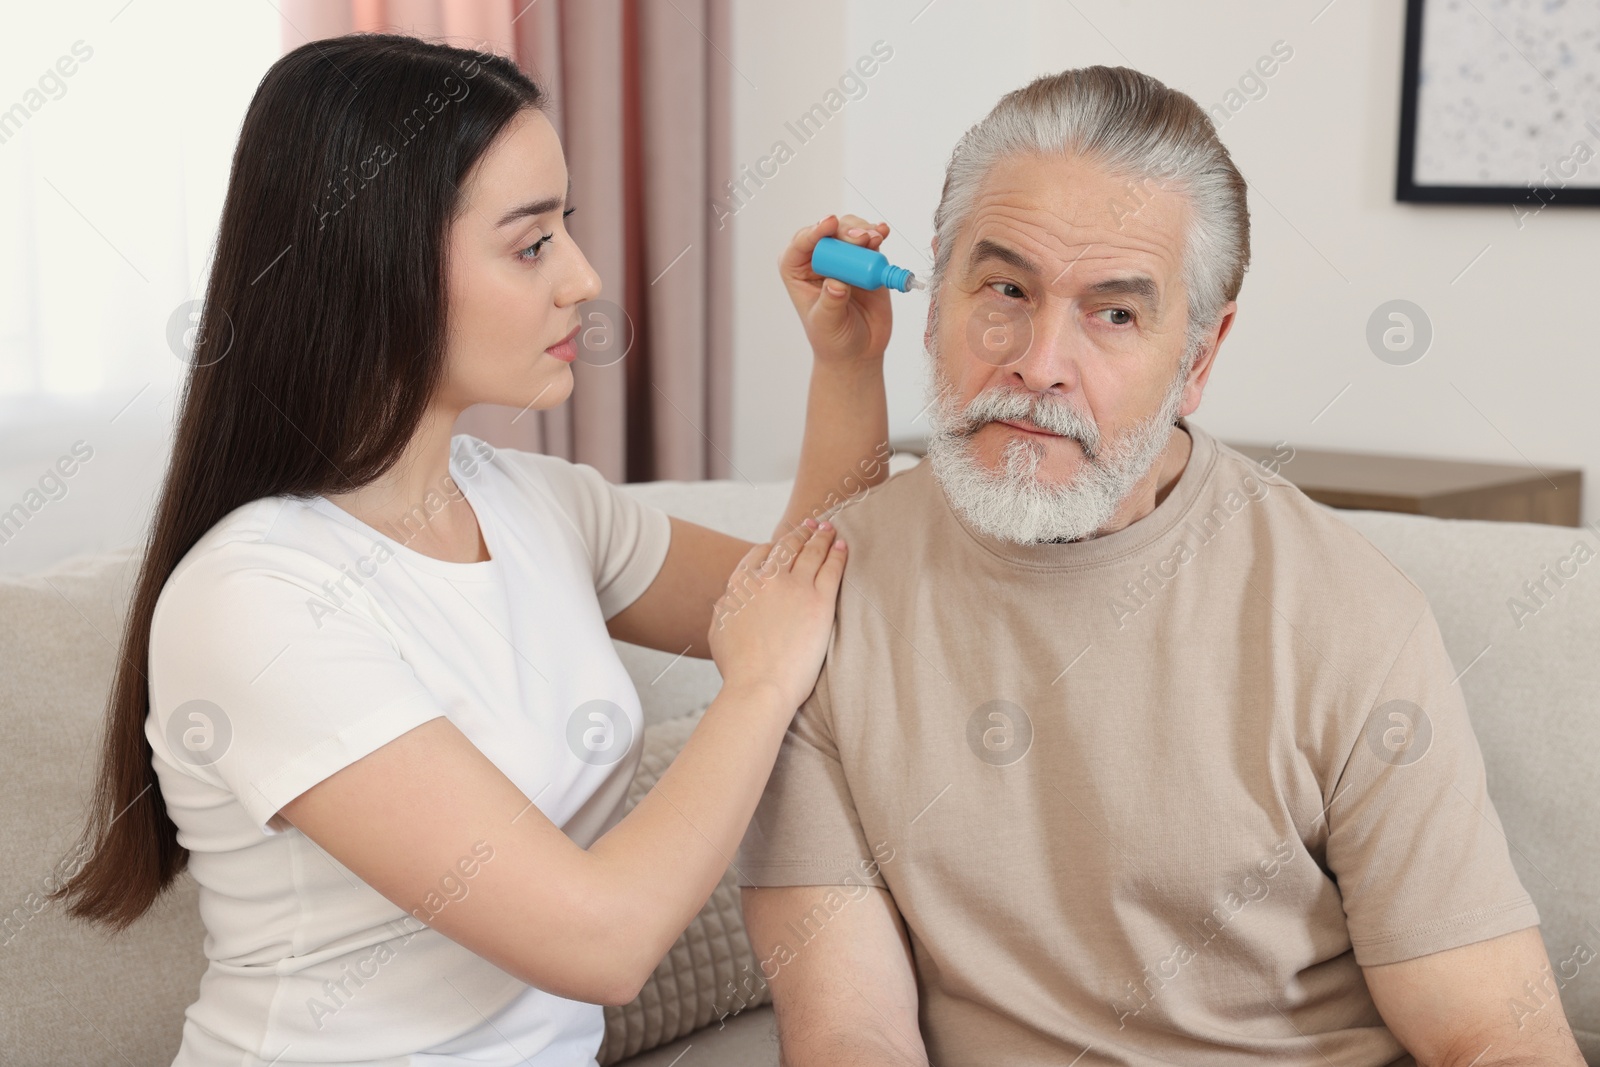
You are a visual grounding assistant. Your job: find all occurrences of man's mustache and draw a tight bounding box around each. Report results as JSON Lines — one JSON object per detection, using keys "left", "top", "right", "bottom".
{"left": 950, "top": 388, "right": 1103, "bottom": 458}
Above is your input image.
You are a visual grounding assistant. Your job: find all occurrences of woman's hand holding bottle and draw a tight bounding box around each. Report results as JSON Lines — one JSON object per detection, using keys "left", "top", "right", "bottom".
{"left": 780, "top": 213, "right": 894, "bottom": 369}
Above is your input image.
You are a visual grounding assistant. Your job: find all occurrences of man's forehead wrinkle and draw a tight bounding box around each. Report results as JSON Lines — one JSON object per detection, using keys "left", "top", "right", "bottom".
{"left": 963, "top": 197, "right": 1181, "bottom": 292}
{"left": 968, "top": 154, "right": 1190, "bottom": 258}
{"left": 968, "top": 185, "right": 1088, "bottom": 243}
{"left": 961, "top": 203, "right": 1082, "bottom": 281}
{"left": 968, "top": 162, "right": 1128, "bottom": 243}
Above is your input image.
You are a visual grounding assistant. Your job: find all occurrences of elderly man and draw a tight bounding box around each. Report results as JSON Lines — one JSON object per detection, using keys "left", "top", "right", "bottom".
{"left": 735, "top": 67, "right": 1584, "bottom": 1066}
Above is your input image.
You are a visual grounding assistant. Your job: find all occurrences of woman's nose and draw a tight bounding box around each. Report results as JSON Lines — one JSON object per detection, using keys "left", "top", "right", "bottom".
{"left": 561, "top": 243, "right": 603, "bottom": 307}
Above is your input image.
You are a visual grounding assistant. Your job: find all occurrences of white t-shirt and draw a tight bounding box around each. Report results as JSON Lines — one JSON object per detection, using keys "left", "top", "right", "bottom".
{"left": 146, "top": 433, "right": 674, "bottom": 1066}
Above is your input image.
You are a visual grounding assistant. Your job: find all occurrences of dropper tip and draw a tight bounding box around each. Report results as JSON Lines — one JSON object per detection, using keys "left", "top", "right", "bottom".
{"left": 906, "top": 275, "right": 928, "bottom": 291}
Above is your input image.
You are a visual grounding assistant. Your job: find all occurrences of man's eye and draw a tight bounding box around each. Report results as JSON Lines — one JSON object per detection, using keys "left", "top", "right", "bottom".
{"left": 1095, "top": 307, "right": 1133, "bottom": 325}
{"left": 988, "top": 281, "right": 1026, "bottom": 299}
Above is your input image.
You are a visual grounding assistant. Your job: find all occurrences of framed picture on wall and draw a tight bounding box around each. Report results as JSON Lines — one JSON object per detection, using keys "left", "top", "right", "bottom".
{"left": 1396, "top": 0, "right": 1600, "bottom": 209}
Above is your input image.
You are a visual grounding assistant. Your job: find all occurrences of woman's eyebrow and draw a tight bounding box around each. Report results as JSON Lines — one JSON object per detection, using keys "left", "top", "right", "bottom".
{"left": 496, "top": 177, "right": 572, "bottom": 228}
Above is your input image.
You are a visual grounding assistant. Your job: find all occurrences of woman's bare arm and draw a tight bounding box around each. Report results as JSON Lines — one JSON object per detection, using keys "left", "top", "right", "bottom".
{"left": 280, "top": 522, "right": 847, "bottom": 1006}
{"left": 606, "top": 213, "right": 892, "bottom": 658}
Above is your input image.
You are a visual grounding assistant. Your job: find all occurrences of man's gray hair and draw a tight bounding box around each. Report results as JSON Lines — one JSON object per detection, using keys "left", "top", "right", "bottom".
{"left": 930, "top": 66, "right": 1251, "bottom": 356}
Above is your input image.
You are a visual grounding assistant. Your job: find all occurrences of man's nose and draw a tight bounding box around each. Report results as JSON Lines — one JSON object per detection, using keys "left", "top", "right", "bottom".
{"left": 999, "top": 305, "right": 1082, "bottom": 396}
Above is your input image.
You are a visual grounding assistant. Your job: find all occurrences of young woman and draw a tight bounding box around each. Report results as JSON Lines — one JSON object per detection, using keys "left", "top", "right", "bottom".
{"left": 52, "top": 34, "right": 899, "bottom": 1066}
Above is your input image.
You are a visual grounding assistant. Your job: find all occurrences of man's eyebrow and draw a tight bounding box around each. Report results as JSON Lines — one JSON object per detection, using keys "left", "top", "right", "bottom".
{"left": 966, "top": 238, "right": 1041, "bottom": 277}
{"left": 967, "top": 239, "right": 1161, "bottom": 308}
{"left": 1086, "top": 275, "right": 1161, "bottom": 308}
{"left": 495, "top": 177, "right": 572, "bottom": 228}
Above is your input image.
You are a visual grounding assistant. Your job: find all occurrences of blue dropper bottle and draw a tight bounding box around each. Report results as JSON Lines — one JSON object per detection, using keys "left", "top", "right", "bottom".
{"left": 811, "top": 237, "right": 927, "bottom": 293}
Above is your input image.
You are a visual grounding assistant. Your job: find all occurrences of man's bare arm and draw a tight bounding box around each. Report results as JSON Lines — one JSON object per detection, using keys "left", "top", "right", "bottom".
{"left": 1362, "top": 925, "right": 1585, "bottom": 1066}
{"left": 741, "top": 885, "right": 929, "bottom": 1066}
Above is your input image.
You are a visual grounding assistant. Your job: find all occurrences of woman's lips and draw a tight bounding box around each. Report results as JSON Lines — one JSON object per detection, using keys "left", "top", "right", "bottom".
{"left": 546, "top": 323, "right": 580, "bottom": 363}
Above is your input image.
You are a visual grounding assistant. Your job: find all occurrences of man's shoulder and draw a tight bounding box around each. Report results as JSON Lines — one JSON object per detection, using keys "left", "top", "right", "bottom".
{"left": 827, "top": 458, "right": 940, "bottom": 547}
{"left": 1205, "top": 437, "right": 1430, "bottom": 617}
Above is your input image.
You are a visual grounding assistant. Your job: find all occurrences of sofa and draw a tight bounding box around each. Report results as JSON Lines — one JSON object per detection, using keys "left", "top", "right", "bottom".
{"left": 2, "top": 460, "right": 1596, "bottom": 1065}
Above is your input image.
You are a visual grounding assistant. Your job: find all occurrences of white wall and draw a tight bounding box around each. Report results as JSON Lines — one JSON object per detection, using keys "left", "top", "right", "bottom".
{"left": 726, "top": 0, "right": 1600, "bottom": 524}
{"left": 0, "top": 1, "right": 283, "bottom": 575}
{"left": 5, "top": 1, "right": 1594, "bottom": 578}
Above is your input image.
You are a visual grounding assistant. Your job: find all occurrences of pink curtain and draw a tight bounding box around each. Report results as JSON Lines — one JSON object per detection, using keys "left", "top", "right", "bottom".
{"left": 279, "top": 0, "right": 734, "bottom": 483}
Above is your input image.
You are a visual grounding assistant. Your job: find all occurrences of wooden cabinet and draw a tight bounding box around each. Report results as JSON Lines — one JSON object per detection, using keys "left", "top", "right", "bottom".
{"left": 1225, "top": 443, "right": 1582, "bottom": 527}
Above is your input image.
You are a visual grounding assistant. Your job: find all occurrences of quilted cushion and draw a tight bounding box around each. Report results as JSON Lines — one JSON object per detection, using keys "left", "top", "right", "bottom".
{"left": 599, "top": 708, "right": 772, "bottom": 1064}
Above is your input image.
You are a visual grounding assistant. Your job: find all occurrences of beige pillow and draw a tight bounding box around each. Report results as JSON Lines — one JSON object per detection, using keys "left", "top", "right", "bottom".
{"left": 598, "top": 708, "right": 772, "bottom": 1064}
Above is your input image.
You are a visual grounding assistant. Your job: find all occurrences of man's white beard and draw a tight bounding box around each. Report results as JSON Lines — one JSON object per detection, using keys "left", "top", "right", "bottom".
{"left": 924, "top": 347, "right": 1191, "bottom": 545}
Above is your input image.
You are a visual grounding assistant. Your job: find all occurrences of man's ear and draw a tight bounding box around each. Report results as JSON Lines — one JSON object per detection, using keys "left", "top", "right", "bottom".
{"left": 1179, "top": 299, "right": 1236, "bottom": 418}
{"left": 923, "top": 235, "right": 940, "bottom": 351}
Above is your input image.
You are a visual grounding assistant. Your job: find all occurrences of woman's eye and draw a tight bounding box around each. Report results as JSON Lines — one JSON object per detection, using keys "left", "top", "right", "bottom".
{"left": 988, "top": 281, "right": 1026, "bottom": 299}
{"left": 1095, "top": 307, "right": 1133, "bottom": 325}
{"left": 518, "top": 234, "right": 553, "bottom": 262}
{"left": 517, "top": 208, "right": 576, "bottom": 263}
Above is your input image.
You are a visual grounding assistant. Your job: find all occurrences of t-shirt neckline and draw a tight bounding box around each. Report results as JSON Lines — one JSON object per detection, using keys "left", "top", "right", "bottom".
{"left": 930, "top": 418, "right": 1219, "bottom": 571}
{"left": 307, "top": 443, "right": 501, "bottom": 580}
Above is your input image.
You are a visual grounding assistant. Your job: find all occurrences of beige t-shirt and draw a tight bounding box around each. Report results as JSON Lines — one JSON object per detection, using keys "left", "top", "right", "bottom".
{"left": 736, "top": 420, "right": 1538, "bottom": 1067}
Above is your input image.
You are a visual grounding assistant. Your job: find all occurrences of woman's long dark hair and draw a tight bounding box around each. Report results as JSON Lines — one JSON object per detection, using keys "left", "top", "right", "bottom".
{"left": 50, "top": 33, "right": 545, "bottom": 931}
